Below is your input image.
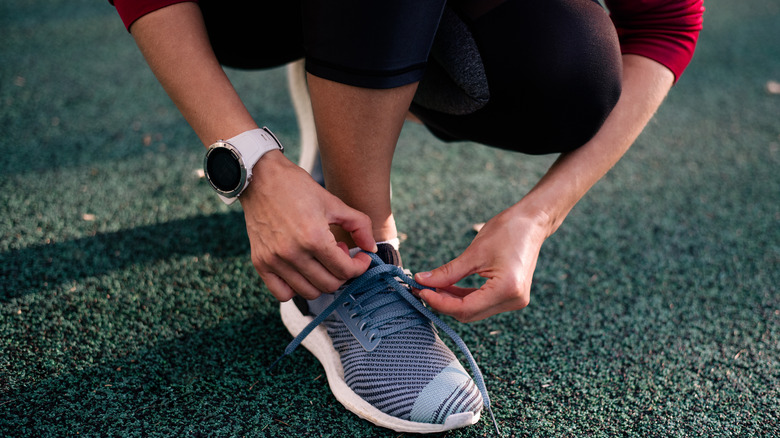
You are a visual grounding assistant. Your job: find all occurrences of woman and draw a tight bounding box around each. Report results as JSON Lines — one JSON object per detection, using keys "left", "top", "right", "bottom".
{"left": 110, "top": 0, "right": 704, "bottom": 432}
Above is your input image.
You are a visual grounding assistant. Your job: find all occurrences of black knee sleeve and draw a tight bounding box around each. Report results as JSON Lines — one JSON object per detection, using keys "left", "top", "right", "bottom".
{"left": 413, "top": 0, "right": 623, "bottom": 154}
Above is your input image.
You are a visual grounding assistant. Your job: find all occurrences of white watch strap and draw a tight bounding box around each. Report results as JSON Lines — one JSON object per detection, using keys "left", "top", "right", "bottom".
{"left": 228, "top": 127, "right": 282, "bottom": 170}
{"left": 216, "top": 127, "right": 283, "bottom": 205}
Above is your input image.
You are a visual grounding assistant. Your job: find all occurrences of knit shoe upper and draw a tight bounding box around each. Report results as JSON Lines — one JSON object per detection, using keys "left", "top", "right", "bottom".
{"left": 324, "top": 288, "right": 482, "bottom": 422}
{"left": 274, "top": 244, "right": 496, "bottom": 433}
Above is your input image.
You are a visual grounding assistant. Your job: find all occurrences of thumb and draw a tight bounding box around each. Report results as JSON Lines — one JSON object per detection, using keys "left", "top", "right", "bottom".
{"left": 326, "top": 197, "right": 377, "bottom": 253}
{"left": 415, "top": 255, "right": 473, "bottom": 289}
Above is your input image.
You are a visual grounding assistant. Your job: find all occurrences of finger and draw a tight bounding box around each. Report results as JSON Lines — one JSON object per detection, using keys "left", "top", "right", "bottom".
{"left": 415, "top": 254, "right": 476, "bottom": 289}
{"left": 336, "top": 241, "right": 350, "bottom": 255}
{"left": 327, "top": 201, "right": 377, "bottom": 253}
{"left": 421, "top": 279, "right": 528, "bottom": 322}
{"left": 413, "top": 283, "right": 475, "bottom": 298}
{"left": 260, "top": 271, "right": 296, "bottom": 302}
{"left": 316, "top": 242, "right": 372, "bottom": 280}
{"left": 418, "top": 288, "right": 473, "bottom": 321}
{"left": 270, "top": 263, "right": 324, "bottom": 301}
{"left": 292, "top": 254, "right": 348, "bottom": 293}
{"left": 434, "top": 284, "right": 478, "bottom": 298}
{"left": 420, "top": 288, "right": 500, "bottom": 323}
{"left": 419, "top": 276, "right": 494, "bottom": 321}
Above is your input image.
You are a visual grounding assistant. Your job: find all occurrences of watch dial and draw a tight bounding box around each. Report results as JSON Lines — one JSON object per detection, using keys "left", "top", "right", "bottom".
{"left": 207, "top": 148, "right": 241, "bottom": 192}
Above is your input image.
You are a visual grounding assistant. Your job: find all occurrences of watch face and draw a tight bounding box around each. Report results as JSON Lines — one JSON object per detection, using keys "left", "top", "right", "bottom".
{"left": 206, "top": 146, "right": 242, "bottom": 193}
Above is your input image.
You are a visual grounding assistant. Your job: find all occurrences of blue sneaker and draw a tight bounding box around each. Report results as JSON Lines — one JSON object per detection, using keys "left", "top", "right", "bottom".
{"left": 274, "top": 244, "right": 496, "bottom": 434}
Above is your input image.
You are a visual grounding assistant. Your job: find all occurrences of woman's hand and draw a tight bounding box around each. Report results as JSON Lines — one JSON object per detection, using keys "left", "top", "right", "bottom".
{"left": 415, "top": 55, "right": 675, "bottom": 322}
{"left": 241, "top": 151, "right": 376, "bottom": 302}
{"left": 414, "top": 207, "right": 550, "bottom": 322}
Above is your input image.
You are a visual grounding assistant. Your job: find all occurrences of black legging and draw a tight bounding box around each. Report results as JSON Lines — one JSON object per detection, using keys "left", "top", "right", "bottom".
{"left": 413, "top": 0, "right": 622, "bottom": 154}
{"left": 200, "top": 0, "right": 622, "bottom": 155}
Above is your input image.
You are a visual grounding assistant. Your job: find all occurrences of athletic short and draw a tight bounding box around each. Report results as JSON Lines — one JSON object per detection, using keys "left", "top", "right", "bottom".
{"left": 200, "top": 0, "right": 622, "bottom": 154}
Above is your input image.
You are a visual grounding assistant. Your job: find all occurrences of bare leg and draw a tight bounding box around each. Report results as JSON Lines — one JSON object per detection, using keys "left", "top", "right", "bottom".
{"left": 306, "top": 74, "right": 417, "bottom": 246}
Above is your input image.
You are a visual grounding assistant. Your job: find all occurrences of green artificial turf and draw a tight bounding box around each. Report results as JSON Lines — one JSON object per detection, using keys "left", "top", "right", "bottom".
{"left": 1, "top": 0, "right": 779, "bottom": 436}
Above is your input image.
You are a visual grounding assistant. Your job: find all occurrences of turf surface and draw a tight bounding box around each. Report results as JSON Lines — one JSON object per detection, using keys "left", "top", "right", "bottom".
{"left": 1, "top": 0, "right": 779, "bottom": 436}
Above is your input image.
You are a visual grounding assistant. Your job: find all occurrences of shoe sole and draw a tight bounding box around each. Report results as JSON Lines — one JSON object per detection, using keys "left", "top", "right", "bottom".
{"left": 279, "top": 300, "right": 481, "bottom": 433}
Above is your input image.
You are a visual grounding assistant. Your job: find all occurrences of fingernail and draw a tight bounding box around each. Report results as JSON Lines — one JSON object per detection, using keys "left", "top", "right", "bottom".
{"left": 416, "top": 272, "right": 431, "bottom": 279}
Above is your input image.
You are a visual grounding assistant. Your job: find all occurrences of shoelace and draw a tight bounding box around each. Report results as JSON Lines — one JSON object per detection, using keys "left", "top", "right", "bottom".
{"left": 270, "top": 252, "right": 501, "bottom": 435}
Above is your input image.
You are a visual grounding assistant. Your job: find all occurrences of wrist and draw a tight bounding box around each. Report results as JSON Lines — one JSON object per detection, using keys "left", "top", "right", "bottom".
{"left": 238, "top": 149, "right": 287, "bottom": 203}
{"left": 507, "top": 201, "right": 561, "bottom": 239}
{"left": 203, "top": 127, "right": 283, "bottom": 204}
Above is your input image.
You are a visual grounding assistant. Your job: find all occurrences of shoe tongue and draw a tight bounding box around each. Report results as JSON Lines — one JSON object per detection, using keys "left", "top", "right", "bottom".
{"left": 375, "top": 243, "right": 402, "bottom": 267}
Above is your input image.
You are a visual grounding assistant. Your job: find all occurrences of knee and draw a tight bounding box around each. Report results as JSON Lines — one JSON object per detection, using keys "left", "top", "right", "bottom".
{"left": 552, "top": 2, "right": 623, "bottom": 151}
{"left": 410, "top": 0, "right": 624, "bottom": 155}
{"left": 527, "top": 0, "right": 623, "bottom": 152}
{"left": 461, "top": 0, "right": 623, "bottom": 154}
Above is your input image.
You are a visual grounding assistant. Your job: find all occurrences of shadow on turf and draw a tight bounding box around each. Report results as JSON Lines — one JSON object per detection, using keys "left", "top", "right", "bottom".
{"left": 0, "top": 211, "right": 249, "bottom": 302}
{"left": 0, "top": 308, "right": 409, "bottom": 437}
{"left": 1, "top": 310, "right": 281, "bottom": 435}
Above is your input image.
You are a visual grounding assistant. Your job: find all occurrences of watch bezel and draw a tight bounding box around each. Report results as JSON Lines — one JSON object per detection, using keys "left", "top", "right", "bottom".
{"left": 203, "top": 141, "right": 248, "bottom": 198}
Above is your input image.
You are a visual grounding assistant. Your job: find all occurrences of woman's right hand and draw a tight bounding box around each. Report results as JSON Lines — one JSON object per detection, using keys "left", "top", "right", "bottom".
{"left": 240, "top": 151, "right": 377, "bottom": 302}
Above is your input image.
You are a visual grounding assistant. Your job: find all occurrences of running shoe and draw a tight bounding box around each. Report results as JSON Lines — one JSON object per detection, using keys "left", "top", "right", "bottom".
{"left": 272, "top": 244, "right": 496, "bottom": 434}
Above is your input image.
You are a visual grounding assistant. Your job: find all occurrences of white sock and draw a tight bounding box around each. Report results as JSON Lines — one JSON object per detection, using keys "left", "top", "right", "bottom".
{"left": 348, "top": 237, "right": 400, "bottom": 257}
{"left": 377, "top": 237, "right": 400, "bottom": 250}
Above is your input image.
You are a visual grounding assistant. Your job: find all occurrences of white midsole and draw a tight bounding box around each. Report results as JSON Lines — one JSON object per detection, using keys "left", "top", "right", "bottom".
{"left": 279, "top": 299, "right": 480, "bottom": 433}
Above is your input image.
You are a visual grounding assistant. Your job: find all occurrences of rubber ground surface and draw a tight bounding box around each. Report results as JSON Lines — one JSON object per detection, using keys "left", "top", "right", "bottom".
{"left": 1, "top": 0, "right": 778, "bottom": 436}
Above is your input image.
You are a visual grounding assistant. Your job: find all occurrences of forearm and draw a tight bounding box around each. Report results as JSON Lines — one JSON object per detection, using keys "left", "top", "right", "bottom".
{"left": 515, "top": 54, "right": 675, "bottom": 235}
{"left": 130, "top": 2, "right": 257, "bottom": 146}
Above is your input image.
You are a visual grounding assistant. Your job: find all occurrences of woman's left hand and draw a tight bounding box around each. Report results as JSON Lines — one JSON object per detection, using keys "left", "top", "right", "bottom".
{"left": 414, "top": 206, "right": 550, "bottom": 322}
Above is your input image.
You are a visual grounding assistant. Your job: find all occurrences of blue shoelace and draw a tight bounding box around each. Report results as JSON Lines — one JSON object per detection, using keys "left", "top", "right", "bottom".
{"left": 270, "top": 252, "right": 500, "bottom": 435}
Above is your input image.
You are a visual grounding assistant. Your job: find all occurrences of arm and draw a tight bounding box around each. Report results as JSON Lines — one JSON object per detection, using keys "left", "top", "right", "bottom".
{"left": 415, "top": 54, "right": 675, "bottom": 322}
{"left": 513, "top": 54, "right": 674, "bottom": 234}
{"left": 130, "top": 3, "right": 376, "bottom": 300}
{"left": 130, "top": 2, "right": 256, "bottom": 144}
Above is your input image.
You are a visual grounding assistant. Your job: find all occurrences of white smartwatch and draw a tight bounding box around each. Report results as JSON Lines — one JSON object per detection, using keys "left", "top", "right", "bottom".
{"left": 203, "top": 127, "right": 284, "bottom": 204}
